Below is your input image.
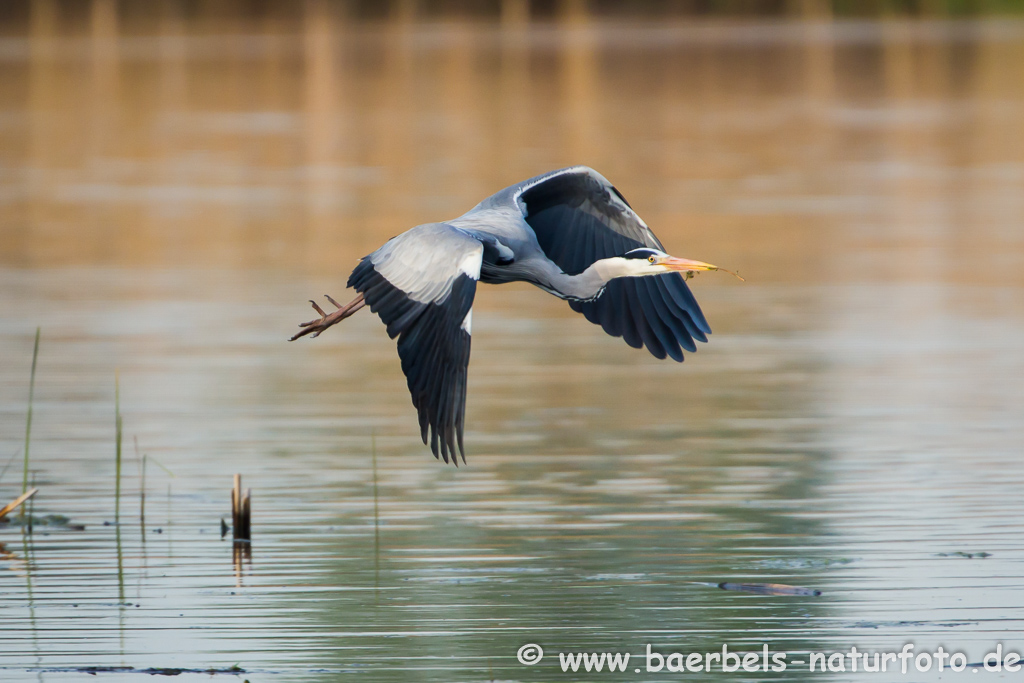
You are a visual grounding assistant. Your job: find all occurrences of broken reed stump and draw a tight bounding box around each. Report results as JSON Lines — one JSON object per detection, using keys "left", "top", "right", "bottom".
{"left": 0, "top": 487, "right": 38, "bottom": 520}
{"left": 231, "top": 474, "right": 251, "bottom": 541}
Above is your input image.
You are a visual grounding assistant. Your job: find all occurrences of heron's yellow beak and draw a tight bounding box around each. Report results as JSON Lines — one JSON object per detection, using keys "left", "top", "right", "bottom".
{"left": 658, "top": 256, "right": 744, "bottom": 281}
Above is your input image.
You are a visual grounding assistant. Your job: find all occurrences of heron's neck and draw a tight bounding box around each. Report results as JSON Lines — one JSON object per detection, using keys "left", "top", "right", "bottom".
{"left": 541, "top": 258, "right": 637, "bottom": 301}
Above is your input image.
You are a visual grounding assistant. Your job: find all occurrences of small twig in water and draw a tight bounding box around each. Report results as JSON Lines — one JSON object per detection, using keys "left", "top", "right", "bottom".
{"left": 0, "top": 488, "right": 38, "bottom": 520}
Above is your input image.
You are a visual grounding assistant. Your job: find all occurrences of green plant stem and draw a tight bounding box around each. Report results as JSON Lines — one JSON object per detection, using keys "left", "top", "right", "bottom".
{"left": 372, "top": 433, "right": 380, "bottom": 592}
{"left": 21, "top": 328, "right": 40, "bottom": 519}
{"left": 115, "top": 371, "right": 122, "bottom": 524}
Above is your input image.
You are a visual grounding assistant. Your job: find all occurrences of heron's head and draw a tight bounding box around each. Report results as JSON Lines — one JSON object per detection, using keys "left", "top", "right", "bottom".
{"left": 596, "top": 248, "right": 742, "bottom": 281}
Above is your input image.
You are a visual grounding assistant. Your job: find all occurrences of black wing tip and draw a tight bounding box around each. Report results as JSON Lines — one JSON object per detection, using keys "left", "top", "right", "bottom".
{"left": 423, "top": 427, "right": 466, "bottom": 466}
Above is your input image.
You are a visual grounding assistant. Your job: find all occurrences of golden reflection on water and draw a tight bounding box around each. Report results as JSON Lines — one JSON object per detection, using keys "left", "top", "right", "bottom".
{"left": 3, "top": 4, "right": 1022, "bottom": 289}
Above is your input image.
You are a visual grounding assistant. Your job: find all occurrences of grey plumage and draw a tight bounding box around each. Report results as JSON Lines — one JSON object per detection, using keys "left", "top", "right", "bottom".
{"left": 292, "top": 166, "right": 725, "bottom": 465}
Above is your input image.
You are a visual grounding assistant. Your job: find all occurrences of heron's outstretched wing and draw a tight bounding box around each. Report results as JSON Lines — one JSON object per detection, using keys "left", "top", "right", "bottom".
{"left": 348, "top": 223, "right": 482, "bottom": 465}
{"left": 515, "top": 166, "right": 711, "bottom": 362}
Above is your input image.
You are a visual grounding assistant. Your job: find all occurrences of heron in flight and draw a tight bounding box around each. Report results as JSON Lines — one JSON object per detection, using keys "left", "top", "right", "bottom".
{"left": 290, "top": 166, "right": 739, "bottom": 465}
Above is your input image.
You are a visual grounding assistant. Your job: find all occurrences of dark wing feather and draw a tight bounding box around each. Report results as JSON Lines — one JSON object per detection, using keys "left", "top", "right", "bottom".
{"left": 347, "top": 225, "right": 481, "bottom": 465}
{"left": 519, "top": 167, "right": 711, "bottom": 360}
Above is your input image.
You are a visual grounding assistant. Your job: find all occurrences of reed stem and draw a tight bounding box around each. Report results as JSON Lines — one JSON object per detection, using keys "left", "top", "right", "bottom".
{"left": 21, "top": 328, "right": 40, "bottom": 518}
{"left": 0, "top": 488, "right": 37, "bottom": 519}
{"left": 232, "top": 474, "right": 251, "bottom": 541}
{"left": 114, "top": 371, "right": 122, "bottom": 523}
{"left": 136, "top": 436, "right": 146, "bottom": 532}
{"left": 372, "top": 433, "right": 380, "bottom": 589}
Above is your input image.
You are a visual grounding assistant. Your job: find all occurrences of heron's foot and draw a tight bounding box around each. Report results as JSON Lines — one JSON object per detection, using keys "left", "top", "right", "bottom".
{"left": 289, "top": 293, "right": 366, "bottom": 341}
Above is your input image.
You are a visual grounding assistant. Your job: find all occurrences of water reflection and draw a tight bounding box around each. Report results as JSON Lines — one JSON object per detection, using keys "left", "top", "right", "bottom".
{"left": 0, "top": 4, "right": 1023, "bottom": 683}
{"left": 4, "top": 6, "right": 1021, "bottom": 283}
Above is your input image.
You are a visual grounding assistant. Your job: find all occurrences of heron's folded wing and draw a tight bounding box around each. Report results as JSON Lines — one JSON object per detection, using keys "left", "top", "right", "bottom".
{"left": 348, "top": 223, "right": 483, "bottom": 464}
{"left": 515, "top": 166, "right": 710, "bottom": 361}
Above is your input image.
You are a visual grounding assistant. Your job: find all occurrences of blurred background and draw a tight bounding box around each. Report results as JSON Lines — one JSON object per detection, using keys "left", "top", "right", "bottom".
{"left": 1, "top": 2, "right": 1023, "bottom": 682}
{"left": 2, "top": 0, "right": 1022, "bottom": 281}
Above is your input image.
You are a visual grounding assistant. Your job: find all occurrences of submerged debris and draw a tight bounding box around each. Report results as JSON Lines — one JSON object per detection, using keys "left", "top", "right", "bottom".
{"left": 717, "top": 582, "right": 822, "bottom": 597}
{"left": 39, "top": 665, "right": 245, "bottom": 677}
{"left": 937, "top": 551, "right": 992, "bottom": 559}
{"left": 0, "top": 510, "right": 84, "bottom": 531}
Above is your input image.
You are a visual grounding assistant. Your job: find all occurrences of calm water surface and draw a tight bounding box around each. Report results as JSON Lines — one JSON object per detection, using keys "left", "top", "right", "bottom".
{"left": 1, "top": 11, "right": 1023, "bottom": 683}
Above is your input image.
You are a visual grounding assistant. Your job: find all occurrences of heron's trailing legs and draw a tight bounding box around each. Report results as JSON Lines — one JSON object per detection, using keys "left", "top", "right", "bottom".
{"left": 289, "top": 292, "right": 366, "bottom": 341}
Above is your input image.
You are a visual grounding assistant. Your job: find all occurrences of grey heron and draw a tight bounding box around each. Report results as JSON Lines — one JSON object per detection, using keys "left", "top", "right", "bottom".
{"left": 290, "top": 166, "right": 739, "bottom": 465}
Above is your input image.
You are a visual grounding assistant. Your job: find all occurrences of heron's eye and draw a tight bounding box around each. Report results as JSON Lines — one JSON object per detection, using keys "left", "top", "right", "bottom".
{"left": 648, "top": 256, "right": 657, "bottom": 264}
